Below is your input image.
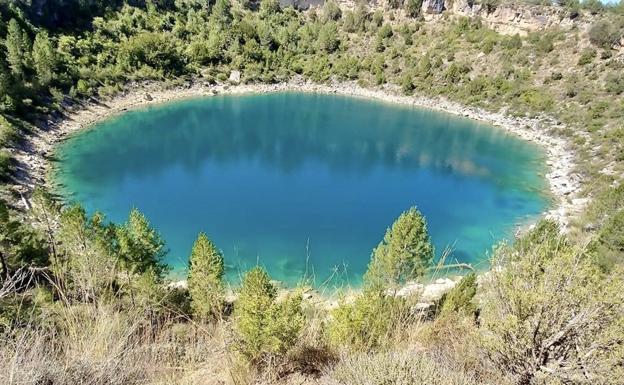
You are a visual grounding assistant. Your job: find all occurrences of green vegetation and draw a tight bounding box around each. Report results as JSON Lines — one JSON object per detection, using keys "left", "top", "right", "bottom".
{"left": 438, "top": 272, "right": 477, "bottom": 317}
{"left": 481, "top": 222, "right": 624, "bottom": 384}
{"left": 0, "top": 0, "right": 624, "bottom": 383}
{"left": 188, "top": 232, "right": 225, "bottom": 320}
{"left": 233, "top": 266, "right": 304, "bottom": 365}
{"left": 364, "top": 207, "right": 434, "bottom": 289}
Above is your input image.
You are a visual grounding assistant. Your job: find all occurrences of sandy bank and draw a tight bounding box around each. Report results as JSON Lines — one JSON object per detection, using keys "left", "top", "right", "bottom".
{"left": 12, "top": 77, "right": 585, "bottom": 229}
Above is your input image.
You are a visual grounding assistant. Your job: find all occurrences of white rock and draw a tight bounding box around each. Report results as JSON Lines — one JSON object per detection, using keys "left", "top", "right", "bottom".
{"left": 228, "top": 70, "right": 241, "bottom": 84}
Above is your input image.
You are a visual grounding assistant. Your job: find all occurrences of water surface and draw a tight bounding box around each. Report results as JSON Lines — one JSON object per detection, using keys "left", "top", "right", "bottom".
{"left": 55, "top": 92, "right": 549, "bottom": 286}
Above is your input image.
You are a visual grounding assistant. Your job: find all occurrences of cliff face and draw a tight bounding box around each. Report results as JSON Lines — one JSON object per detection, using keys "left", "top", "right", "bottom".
{"left": 339, "top": 0, "right": 584, "bottom": 36}
{"left": 439, "top": 1, "right": 580, "bottom": 36}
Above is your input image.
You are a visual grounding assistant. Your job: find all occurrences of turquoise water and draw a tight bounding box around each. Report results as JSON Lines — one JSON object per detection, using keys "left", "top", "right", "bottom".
{"left": 55, "top": 92, "right": 549, "bottom": 286}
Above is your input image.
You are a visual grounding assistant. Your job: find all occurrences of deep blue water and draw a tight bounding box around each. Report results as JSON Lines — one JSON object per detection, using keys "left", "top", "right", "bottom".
{"left": 55, "top": 92, "right": 549, "bottom": 286}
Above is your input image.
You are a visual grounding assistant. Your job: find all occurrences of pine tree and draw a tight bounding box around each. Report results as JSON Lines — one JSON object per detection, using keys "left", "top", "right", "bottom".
{"left": 116, "top": 208, "right": 167, "bottom": 278}
{"left": 405, "top": 0, "right": 423, "bottom": 18}
{"left": 364, "top": 207, "right": 434, "bottom": 289}
{"left": 32, "top": 30, "right": 56, "bottom": 87}
{"left": 0, "top": 66, "right": 9, "bottom": 105}
{"left": 5, "top": 19, "right": 30, "bottom": 79}
{"left": 209, "top": 0, "right": 232, "bottom": 28}
{"left": 56, "top": 205, "right": 118, "bottom": 302}
{"left": 234, "top": 266, "right": 304, "bottom": 363}
{"left": 187, "top": 232, "right": 225, "bottom": 320}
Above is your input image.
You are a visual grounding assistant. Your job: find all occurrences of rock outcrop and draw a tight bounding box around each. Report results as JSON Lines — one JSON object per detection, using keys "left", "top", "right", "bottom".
{"left": 421, "top": 2, "right": 581, "bottom": 36}
{"left": 422, "top": 0, "right": 445, "bottom": 14}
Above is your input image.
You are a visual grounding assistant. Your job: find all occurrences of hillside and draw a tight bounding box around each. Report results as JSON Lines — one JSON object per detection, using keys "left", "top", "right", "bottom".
{"left": 0, "top": 0, "right": 624, "bottom": 384}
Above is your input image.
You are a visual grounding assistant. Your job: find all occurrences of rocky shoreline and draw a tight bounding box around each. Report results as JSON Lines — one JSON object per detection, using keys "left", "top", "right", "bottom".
{"left": 12, "top": 76, "right": 584, "bottom": 229}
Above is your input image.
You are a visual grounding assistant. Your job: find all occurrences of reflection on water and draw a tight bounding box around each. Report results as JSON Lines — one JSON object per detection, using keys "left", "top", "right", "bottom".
{"left": 56, "top": 92, "right": 549, "bottom": 286}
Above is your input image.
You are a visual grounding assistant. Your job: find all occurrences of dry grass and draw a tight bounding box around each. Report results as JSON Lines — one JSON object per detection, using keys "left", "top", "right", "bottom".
{"left": 330, "top": 350, "right": 485, "bottom": 385}
{"left": 0, "top": 303, "right": 237, "bottom": 385}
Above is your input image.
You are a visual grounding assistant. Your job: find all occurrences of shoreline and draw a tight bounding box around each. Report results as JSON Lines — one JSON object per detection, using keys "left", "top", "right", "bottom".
{"left": 12, "top": 77, "right": 585, "bottom": 229}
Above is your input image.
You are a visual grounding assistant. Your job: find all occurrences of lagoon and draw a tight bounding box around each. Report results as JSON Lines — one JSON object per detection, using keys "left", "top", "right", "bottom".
{"left": 55, "top": 92, "right": 549, "bottom": 286}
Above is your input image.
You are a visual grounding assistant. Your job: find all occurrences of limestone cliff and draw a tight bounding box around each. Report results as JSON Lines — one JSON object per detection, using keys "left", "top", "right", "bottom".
{"left": 335, "top": 0, "right": 585, "bottom": 36}
{"left": 442, "top": 1, "right": 580, "bottom": 36}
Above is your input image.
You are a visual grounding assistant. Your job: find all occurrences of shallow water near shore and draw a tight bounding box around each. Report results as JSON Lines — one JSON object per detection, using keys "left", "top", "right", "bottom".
{"left": 55, "top": 92, "right": 550, "bottom": 286}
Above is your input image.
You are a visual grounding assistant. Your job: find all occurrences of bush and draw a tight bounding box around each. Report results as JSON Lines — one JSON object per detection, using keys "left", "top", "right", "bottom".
{"left": 577, "top": 48, "right": 596, "bottom": 65}
{"left": 0, "top": 150, "right": 11, "bottom": 180}
{"left": 317, "top": 22, "right": 340, "bottom": 53}
{"left": 400, "top": 73, "right": 415, "bottom": 95}
{"left": 502, "top": 34, "right": 522, "bottom": 50}
{"left": 534, "top": 34, "right": 554, "bottom": 53}
{"left": 332, "top": 350, "right": 485, "bottom": 385}
{"left": 405, "top": 0, "right": 423, "bottom": 18}
{"left": 519, "top": 88, "right": 554, "bottom": 111}
{"left": 590, "top": 209, "right": 624, "bottom": 270}
{"left": 480, "top": 222, "right": 624, "bottom": 385}
{"left": 117, "top": 32, "right": 185, "bottom": 76}
{"left": 322, "top": 0, "right": 342, "bottom": 22}
{"left": 588, "top": 20, "right": 621, "bottom": 49}
{"left": 326, "top": 288, "right": 407, "bottom": 351}
{"left": 233, "top": 267, "right": 304, "bottom": 365}
{"left": 605, "top": 72, "right": 624, "bottom": 95}
{"left": 437, "top": 273, "right": 477, "bottom": 317}
{"left": 481, "top": 37, "right": 496, "bottom": 54}
{"left": 0, "top": 116, "right": 18, "bottom": 147}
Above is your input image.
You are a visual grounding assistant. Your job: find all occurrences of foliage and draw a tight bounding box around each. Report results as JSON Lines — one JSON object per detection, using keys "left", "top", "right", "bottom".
{"left": 117, "top": 32, "right": 186, "bottom": 77}
{"left": 405, "top": 0, "right": 423, "bottom": 18}
{"left": 5, "top": 19, "right": 30, "bottom": 79}
{"left": 322, "top": 0, "right": 342, "bottom": 22}
{"left": 438, "top": 273, "right": 477, "bottom": 317}
{"left": 233, "top": 266, "right": 304, "bottom": 364}
{"left": 0, "top": 201, "right": 48, "bottom": 279}
{"left": 326, "top": 288, "right": 408, "bottom": 351}
{"left": 332, "top": 350, "right": 490, "bottom": 385}
{"left": 187, "top": 232, "right": 224, "bottom": 320}
{"left": 0, "top": 115, "right": 17, "bottom": 147}
{"left": 0, "top": 150, "right": 10, "bottom": 180}
{"left": 318, "top": 22, "right": 340, "bottom": 53}
{"left": 591, "top": 208, "right": 624, "bottom": 270}
{"left": 605, "top": 72, "right": 624, "bottom": 95}
{"left": 55, "top": 205, "right": 119, "bottom": 302}
{"left": 577, "top": 48, "right": 596, "bottom": 65}
{"left": 480, "top": 221, "right": 624, "bottom": 385}
{"left": 364, "top": 207, "right": 434, "bottom": 289}
{"left": 116, "top": 208, "right": 167, "bottom": 278}
{"left": 32, "top": 31, "right": 56, "bottom": 87}
{"left": 588, "top": 20, "right": 623, "bottom": 49}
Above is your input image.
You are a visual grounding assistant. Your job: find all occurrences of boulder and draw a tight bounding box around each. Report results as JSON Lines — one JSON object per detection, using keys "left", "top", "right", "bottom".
{"left": 421, "top": 278, "right": 456, "bottom": 302}
{"left": 228, "top": 70, "right": 241, "bottom": 84}
{"left": 422, "top": 0, "right": 445, "bottom": 14}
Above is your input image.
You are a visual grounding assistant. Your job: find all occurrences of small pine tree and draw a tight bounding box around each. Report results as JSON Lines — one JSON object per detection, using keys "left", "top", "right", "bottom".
{"left": 32, "top": 31, "right": 56, "bottom": 87}
{"left": 438, "top": 273, "right": 477, "bottom": 317}
{"left": 327, "top": 288, "right": 402, "bottom": 351}
{"left": 364, "top": 207, "right": 434, "bottom": 289}
{"left": 234, "top": 266, "right": 304, "bottom": 364}
{"left": 116, "top": 208, "right": 167, "bottom": 278}
{"left": 188, "top": 232, "right": 225, "bottom": 320}
{"left": 405, "top": 0, "right": 423, "bottom": 18}
{"left": 318, "top": 22, "right": 340, "bottom": 53}
{"left": 322, "top": 0, "right": 342, "bottom": 22}
{"left": 5, "top": 19, "right": 31, "bottom": 79}
{"left": 210, "top": 0, "right": 232, "bottom": 28}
